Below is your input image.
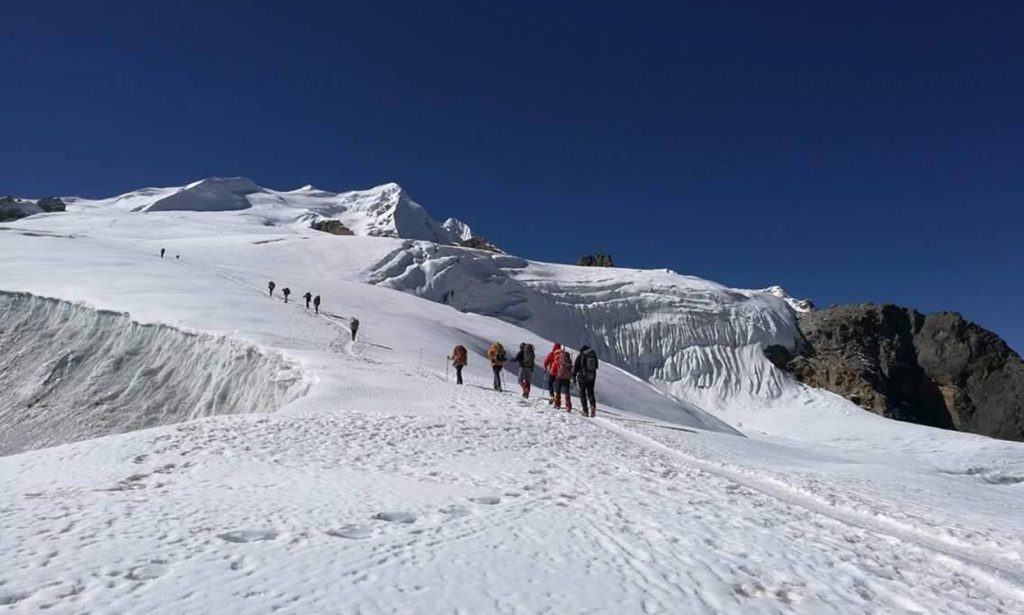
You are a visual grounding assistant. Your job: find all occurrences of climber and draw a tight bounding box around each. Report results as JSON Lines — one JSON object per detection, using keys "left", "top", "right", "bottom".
{"left": 282, "top": 287, "right": 291, "bottom": 303}
{"left": 450, "top": 344, "right": 468, "bottom": 385}
{"left": 574, "top": 345, "right": 599, "bottom": 417}
{"left": 160, "top": 248, "right": 165, "bottom": 258}
{"left": 513, "top": 343, "right": 536, "bottom": 399}
{"left": 313, "top": 295, "right": 321, "bottom": 314}
{"left": 268, "top": 281, "right": 276, "bottom": 297}
{"left": 554, "top": 346, "right": 574, "bottom": 411}
{"left": 486, "top": 341, "right": 507, "bottom": 391}
{"left": 303, "top": 291, "right": 312, "bottom": 309}
{"left": 350, "top": 317, "right": 360, "bottom": 341}
{"left": 543, "top": 342, "right": 563, "bottom": 405}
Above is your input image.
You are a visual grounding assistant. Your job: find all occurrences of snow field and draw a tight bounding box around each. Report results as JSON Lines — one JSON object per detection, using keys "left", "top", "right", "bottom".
{"left": 4, "top": 379, "right": 1023, "bottom": 614}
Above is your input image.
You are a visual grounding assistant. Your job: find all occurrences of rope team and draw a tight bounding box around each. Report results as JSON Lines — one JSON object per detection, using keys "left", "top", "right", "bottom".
{"left": 268, "top": 280, "right": 358, "bottom": 341}
{"left": 449, "top": 342, "right": 599, "bottom": 418}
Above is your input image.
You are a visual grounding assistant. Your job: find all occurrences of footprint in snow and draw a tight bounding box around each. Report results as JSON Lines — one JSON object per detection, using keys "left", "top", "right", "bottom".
{"left": 326, "top": 525, "right": 374, "bottom": 539}
{"left": 126, "top": 562, "right": 168, "bottom": 581}
{"left": 0, "top": 591, "right": 31, "bottom": 606}
{"left": 469, "top": 496, "right": 501, "bottom": 506}
{"left": 218, "top": 529, "right": 279, "bottom": 543}
{"left": 373, "top": 511, "right": 417, "bottom": 524}
{"left": 439, "top": 504, "right": 471, "bottom": 517}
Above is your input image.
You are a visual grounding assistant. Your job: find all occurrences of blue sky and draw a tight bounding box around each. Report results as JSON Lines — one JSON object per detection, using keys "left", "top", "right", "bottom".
{"left": 2, "top": 1, "right": 1022, "bottom": 351}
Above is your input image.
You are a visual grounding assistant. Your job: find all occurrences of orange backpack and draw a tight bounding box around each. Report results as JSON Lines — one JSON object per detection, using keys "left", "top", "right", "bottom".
{"left": 452, "top": 345, "right": 468, "bottom": 366}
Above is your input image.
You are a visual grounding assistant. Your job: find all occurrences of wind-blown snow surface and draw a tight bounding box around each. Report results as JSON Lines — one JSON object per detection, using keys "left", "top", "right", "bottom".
{"left": 2, "top": 181, "right": 1024, "bottom": 614}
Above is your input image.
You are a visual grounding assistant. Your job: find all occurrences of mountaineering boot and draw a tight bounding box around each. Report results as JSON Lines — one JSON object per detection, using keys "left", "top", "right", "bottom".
{"left": 554, "top": 393, "right": 561, "bottom": 409}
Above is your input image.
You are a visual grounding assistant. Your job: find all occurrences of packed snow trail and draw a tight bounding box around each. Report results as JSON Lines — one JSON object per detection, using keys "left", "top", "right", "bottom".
{"left": 3, "top": 377, "right": 1024, "bottom": 614}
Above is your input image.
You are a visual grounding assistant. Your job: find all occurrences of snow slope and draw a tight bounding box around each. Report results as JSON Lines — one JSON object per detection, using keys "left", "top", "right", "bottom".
{"left": 2, "top": 180, "right": 1024, "bottom": 614}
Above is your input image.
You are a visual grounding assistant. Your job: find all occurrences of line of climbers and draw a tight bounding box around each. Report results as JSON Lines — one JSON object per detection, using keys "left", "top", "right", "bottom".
{"left": 449, "top": 342, "right": 600, "bottom": 418}
{"left": 268, "top": 280, "right": 359, "bottom": 341}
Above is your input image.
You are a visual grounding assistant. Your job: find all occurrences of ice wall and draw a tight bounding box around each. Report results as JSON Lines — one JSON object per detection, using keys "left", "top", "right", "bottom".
{"left": 366, "top": 242, "right": 800, "bottom": 411}
{"left": 0, "top": 292, "right": 306, "bottom": 455}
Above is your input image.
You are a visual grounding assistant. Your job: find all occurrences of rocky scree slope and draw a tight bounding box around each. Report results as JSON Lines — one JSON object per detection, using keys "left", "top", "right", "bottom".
{"left": 768, "top": 304, "right": 1024, "bottom": 441}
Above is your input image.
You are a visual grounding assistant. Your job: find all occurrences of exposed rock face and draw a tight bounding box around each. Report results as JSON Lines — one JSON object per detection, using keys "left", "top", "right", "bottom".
{"left": 780, "top": 304, "right": 1024, "bottom": 441}
{"left": 576, "top": 253, "right": 614, "bottom": 267}
{"left": 36, "top": 197, "right": 67, "bottom": 212}
{"left": 0, "top": 196, "right": 44, "bottom": 222}
{"left": 310, "top": 219, "right": 353, "bottom": 235}
{"left": 460, "top": 236, "right": 500, "bottom": 252}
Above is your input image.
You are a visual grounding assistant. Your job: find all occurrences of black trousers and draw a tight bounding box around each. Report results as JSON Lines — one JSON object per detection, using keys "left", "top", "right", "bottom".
{"left": 578, "top": 378, "right": 596, "bottom": 414}
{"left": 455, "top": 365, "right": 464, "bottom": 385}
{"left": 547, "top": 373, "right": 557, "bottom": 398}
{"left": 492, "top": 365, "right": 503, "bottom": 390}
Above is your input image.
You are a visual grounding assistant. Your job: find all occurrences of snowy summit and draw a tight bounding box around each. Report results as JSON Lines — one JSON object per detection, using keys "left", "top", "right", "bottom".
{"left": 0, "top": 178, "right": 1023, "bottom": 614}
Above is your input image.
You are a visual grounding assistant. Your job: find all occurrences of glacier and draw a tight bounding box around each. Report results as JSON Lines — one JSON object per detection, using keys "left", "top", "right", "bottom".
{"left": 1, "top": 178, "right": 1023, "bottom": 614}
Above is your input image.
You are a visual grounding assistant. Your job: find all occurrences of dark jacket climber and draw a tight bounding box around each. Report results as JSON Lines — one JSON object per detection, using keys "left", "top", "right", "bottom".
{"left": 573, "top": 346, "right": 599, "bottom": 417}
{"left": 303, "top": 292, "right": 312, "bottom": 308}
{"left": 512, "top": 343, "right": 536, "bottom": 399}
{"left": 268, "top": 281, "right": 276, "bottom": 297}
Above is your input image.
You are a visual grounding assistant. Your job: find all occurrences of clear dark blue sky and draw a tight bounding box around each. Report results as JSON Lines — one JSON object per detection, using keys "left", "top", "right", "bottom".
{"left": 3, "top": 1, "right": 1022, "bottom": 351}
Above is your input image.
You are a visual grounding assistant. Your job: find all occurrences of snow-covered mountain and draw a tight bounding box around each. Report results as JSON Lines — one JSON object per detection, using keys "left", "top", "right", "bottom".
{"left": 2, "top": 179, "right": 1023, "bottom": 614}
{"left": 67, "top": 177, "right": 480, "bottom": 246}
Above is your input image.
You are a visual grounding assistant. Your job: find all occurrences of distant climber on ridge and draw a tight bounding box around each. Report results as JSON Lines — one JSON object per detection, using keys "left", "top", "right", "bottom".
{"left": 268, "top": 281, "right": 276, "bottom": 297}
{"left": 303, "top": 291, "right": 312, "bottom": 309}
{"left": 282, "top": 287, "right": 291, "bottom": 303}
{"left": 350, "top": 317, "right": 359, "bottom": 341}
{"left": 543, "top": 343, "right": 563, "bottom": 405}
{"left": 160, "top": 248, "right": 165, "bottom": 258}
{"left": 513, "top": 343, "right": 535, "bottom": 399}
{"left": 313, "top": 295, "right": 321, "bottom": 314}
{"left": 487, "top": 342, "right": 507, "bottom": 392}
{"left": 574, "top": 345, "right": 599, "bottom": 417}
{"left": 450, "top": 344, "right": 468, "bottom": 385}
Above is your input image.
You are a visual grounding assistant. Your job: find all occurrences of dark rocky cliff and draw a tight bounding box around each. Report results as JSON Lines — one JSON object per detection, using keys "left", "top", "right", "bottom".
{"left": 767, "top": 304, "right": 1024, "bottom": 441}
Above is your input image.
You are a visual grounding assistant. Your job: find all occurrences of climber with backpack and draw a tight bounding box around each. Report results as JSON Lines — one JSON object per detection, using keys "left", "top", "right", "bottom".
{"left": 543, "top": 342, "right": 563, "bottom": 405}
{"left": 282, "top": 287, "right": 291, "bottom": 303}
{"left": 554, "top": 346, "right": 574, "bottom": 411}
{"left": 450, "top": 344, "right": 468, "bottom": 385}
{"left": 486, "top": 341, "right": 507, "bottom": 391}
{"left": 268, "top": 281, "right": 276, "bottom": 297}
{"left": 574, "top": 345, "right": 599, "bottom": 417}
{"left": 313, "top": 295, "right": 321, "bottom": 314}
{"left": 513, "top": 343, "right": 536, "bottom": 399}
{"left": 303, "top": 291, "right": 312, "bottom": 309}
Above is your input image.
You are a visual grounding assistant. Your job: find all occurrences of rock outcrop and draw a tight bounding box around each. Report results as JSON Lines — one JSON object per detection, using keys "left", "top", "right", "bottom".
{"left": 576, "top": 253, "right": 614, "bottom": 267}
{"left": 775, "top": 304, "right": 1024, "bottom": 441}
{"left": 1, "top": 196, "right": 66, "bottom": 221}
{"left": 36, "top": 197, "right": 67, "bottom": 213}
{"left": 310, "top": 219, "right": 353, "bottom": 235}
